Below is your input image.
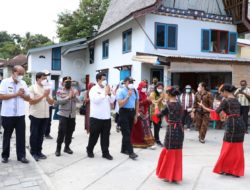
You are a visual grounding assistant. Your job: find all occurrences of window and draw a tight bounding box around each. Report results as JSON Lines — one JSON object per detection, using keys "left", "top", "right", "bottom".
{"left": 89, "top": 47, "right": 94, "bottom": 64}
{"left": 123, "top": 29, "right": 132, "bottom": 53}
{"left": 52, "top": 47, "right": 61, "bottom": 70}
{"left": 229, "top": 32, "right": 237, "bottom": 54}
{"left": 155, "top": 23, "right": 178, "bottom": 49}
{"left": 120, "top": 69, "right": 131, "bottom": 80}
{"left": 201, "top": 29, "right": 237, "bottom": 54}
{"left": 102, "top": 40, "right": 109, "bottom": 59}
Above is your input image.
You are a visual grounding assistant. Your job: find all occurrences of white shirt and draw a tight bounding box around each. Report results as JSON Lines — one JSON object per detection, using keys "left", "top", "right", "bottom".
{"left": 0, "top": 77, "right": 29, "bottom": 117}
{"left": 89, "top": 84, "right": 115, "bottom": 120}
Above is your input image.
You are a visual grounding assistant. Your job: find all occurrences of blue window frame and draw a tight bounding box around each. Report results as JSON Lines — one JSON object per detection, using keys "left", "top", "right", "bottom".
{"left": 52, "top": 47, "right": 61, "bottom": 70}
{"left": 102, "top": 40, "right": 109, "bottom": 59}
{"left": 122, "top": 29, "right": 132, "bottom": 53}
{"left": 201, "top": 29, "right": 211, "bottom": 52}
{"left": 155, "top": 23, "right": 178, "bottom": 50}
{"left": 228, "top": 32, "right": 237, "bottom": 54}
{"left": 201, "top": 29, "right": 237, "bottom": 54}
{"left": 120, "top": 69, "right": 131, "bottom": 80}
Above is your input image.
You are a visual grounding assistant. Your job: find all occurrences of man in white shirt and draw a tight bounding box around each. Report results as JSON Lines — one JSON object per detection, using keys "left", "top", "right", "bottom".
{"left": 86, "top": 72, "right": 115, "bottom": 160}
{"left": 29, "top": 72, "right": 54, "bottom": 161}
{"left": 0, "top": 66, "right": 30, "bottom": 164}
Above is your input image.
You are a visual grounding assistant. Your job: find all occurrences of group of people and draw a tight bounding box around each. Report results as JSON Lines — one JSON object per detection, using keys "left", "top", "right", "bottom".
{"left": 0, "top": 66, "right": 250, "bottom": 184}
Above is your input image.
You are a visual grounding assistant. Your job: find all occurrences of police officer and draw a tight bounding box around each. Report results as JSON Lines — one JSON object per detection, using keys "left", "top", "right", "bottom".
{"left": 55, "top": 76, "right": 79, "bottom": 156}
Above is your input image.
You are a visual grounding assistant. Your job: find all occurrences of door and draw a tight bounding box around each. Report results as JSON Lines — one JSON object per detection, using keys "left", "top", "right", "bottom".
{"left": 51, "top": 75, "right": 59, "bottom": 97}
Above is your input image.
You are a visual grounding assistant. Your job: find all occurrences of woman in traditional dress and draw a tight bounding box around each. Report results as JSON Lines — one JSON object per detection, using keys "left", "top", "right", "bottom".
{"left": 199, "top": 83, "right": 245, "bottom": 177}
{"left": 156, "top": 86, "right": 184, "bottom": 183}
{"left": 84, "top": 82, "right": 95, "bottom": 133}
{"left": 150, "top": 82, "right": 165, "bottom": 146}
{"left": 131, "top": 81, "right": 155, "bottom": 148}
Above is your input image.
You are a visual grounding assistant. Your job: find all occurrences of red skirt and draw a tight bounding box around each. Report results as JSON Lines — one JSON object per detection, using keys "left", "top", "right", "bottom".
{"left": 213, "top": 141, "right": 245, "bottom": 177}
{"left": 156, "top": 148, "right": 182, "bottom": 182}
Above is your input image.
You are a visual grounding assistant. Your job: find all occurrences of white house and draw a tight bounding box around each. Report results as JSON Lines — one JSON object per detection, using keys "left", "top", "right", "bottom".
{"left": 28, "top": 0, "right": 250, "bottom": 91}
{"left": 79, "top": 0, "right": 250, "bottom": 90}
{"left": 27, "top": 38, "right": 88, "bottom": 91}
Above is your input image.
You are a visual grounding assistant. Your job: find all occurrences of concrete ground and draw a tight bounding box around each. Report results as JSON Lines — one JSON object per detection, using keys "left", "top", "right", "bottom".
{"left": 1, "top": 112, "right": 250, "bottom": 190}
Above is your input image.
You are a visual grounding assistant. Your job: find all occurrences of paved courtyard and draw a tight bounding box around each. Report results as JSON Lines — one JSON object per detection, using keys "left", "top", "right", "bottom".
{"left": 0, "top": 112, "right": 250, "bottom": 190}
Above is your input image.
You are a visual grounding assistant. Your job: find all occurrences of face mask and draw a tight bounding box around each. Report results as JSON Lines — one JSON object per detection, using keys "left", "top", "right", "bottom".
{"left": 197, "top": 87, "right": 202, "bottom": 92}
{"left": 157, "top": 88, "right": 163, "bottom": 93}
{"left": 128, "top": 84, "right": 134, "bottom": 89}
{"left": 186, "top": 89, "right": 191, "bottom": 93}
{"left": 41, "top": 79, "right": 48, "bottom": 86}
{"left": 101, "top": 80, "right": 107, "bottom": 87}
{"left": 65, "top": 82, "right": 71, "bottom": 89}
{"left": 16, "top": 75, "right": 23, "bottom": 82}
{"left": 141, "top": 88, "right": 147, "bottom": 93}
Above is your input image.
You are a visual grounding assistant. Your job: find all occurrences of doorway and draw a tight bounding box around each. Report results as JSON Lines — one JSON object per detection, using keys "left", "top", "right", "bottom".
{"left": 151, "top": 68, "right": 164, "bottom": 83}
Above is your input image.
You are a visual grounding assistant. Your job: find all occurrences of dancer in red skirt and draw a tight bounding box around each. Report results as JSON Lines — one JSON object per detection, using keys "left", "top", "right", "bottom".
{"left": 156, "top": 86, "right": 184, "bottom": 183}
{"left": 199, "top": 84, "right": 245, "bottom": 177}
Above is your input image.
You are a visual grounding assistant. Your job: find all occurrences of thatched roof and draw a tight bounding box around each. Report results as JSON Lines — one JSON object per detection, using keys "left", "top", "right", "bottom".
{"left": 99, "top": 0, "right": 157, "bottom": 33}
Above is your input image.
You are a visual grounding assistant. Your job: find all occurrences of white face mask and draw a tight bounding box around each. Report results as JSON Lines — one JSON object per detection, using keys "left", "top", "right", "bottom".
{"left": 141, "top": 88, "right": 147, "bottom": 93}
{"left": 186, "top": 89, "right": 191, "bottom": 93}
{"left": 157, "top": 88, "right": 163, "bottom": 93}
{"left": 101, "top": 80, "right": 107, "bottom": 87}
{"left": 16, "top": 75, "right": 23, "bottom": 82}
{"left": 197, "top": 87, "right": 202, "bottom": 92}
{"left": 41, "top": 79, "right": 48, "bottom": 86}
{"left": 128, "top": 84, "right": 134, "bottom": 89}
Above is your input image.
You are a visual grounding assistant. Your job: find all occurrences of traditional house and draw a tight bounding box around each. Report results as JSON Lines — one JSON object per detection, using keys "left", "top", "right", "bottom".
{"left": 0, "top": 54, "right": 27, "bottom": 79}
{"left": 27, "top": 38, "right": 87, "bottom": 90}
{"left": 27, "top": 0, "right": 250, "bottom": 91}
{"left": 238, "top": 38, "right": 250, "bottom": 58}
{"left": 83, "top": 0, "right": 250, "bottom": 90}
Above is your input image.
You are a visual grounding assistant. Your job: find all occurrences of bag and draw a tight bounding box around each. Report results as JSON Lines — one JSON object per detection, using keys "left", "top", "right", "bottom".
{"left": 79, "top": 104, "right": 86, "bottom": 115}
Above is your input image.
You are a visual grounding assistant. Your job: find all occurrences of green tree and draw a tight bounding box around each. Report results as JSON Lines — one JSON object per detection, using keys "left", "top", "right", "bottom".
{"left": 21, "top": 32, "right": 53, "bottom": 53}
{"left": 57, "top": 0, "right": 110, "bottom": 42}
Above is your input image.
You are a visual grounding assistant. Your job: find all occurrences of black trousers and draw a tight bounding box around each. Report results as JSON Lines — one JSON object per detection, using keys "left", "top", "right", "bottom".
{"left": 1, "top": 116, "right": 26, "bottom": 159}
{"left": 182, "top": 110, "right": 192, "bottom": 128}
{"left": 29, "top": 115, "right": 47, "bottom": 155}
{"left": 56, "top": 116, "right": 75, "bottom": 147}
{"left": 240, "top": 106, "right": 249, "bottom": 132}
{"left": 119, "top": 108, "right": 135, "bottom": 154}
{"left": 153, "top": 119, "right": 162, "bottom": 142}
{"left": 45, "top": 106, "right": 53, "bottom": 136}
{"left": 86, "top": 118, "right": 111, "bottom": 155}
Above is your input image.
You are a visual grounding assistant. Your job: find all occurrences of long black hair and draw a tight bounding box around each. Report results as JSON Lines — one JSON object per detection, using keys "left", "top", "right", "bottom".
{"left": 154, "top": 82, "right": 164, "bottom": 97}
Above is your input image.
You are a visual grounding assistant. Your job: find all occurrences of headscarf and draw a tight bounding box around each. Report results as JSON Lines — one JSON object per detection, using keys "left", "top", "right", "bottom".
{"left": 138, "top": 81, "right": 147, "bottom": 101}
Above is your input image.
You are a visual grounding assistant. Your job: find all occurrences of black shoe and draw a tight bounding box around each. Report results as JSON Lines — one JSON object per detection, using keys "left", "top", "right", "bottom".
{"left": 45, "top": 135, "right": 53, "bottom": 139}
{"left": 18, "top": 157, "right": 29, "bottom": 164}
{"left": 129, "top": 153, "right": 138, "bottom": 160}
{"left": 156, "top": 141, "right": 163, "bottom": 147}
{"left": 1, "top": 157, "right": 8, "bottom": 163}
{"left": 55, "top": 151, "right": 61, "bottom": 157}
{"left": 37, "top": 153, "right": 47, "bottom": 159}
{"left": 121, "top": 150, "right": 129, "bottom": 155}
{"left": 102, "top": 154, "right": 113, "bottom": 160}
{"left": 87, "top": 152, "right": 94, "bottom": 158}
{"left": 55, "top": 145, "right": 61, "bottom": 157}
{"left": 64, "top": 147, "right": 73, "bottom": 154}
{"left": 32, "top": 154, "right": 39, "bottom": 161}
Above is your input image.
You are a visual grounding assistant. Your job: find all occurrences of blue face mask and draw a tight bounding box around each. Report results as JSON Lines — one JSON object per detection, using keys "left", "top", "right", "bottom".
{"left": 186, "top": 89, "right": 191, "bottom": 93}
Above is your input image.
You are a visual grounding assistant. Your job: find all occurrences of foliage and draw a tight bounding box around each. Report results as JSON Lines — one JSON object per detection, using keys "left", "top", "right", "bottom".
{"left": 57, "top": 0, "right": 110, "bottom": 42}
{"left": 0, "top": 31, "right": 53, "bottom": 59}
{"left": 23, "top": 73, "right": 32, "bottom": 86}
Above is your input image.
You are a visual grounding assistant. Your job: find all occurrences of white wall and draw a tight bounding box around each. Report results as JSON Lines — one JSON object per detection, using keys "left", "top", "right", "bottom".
{"left": 28, "top": 48, "right": 86, "bottom": 89}
{"left": 144, "top": 14, "right": 237, "bottom": 57}
{"left": 83, "top": 18, "right": 146, "bottom": 86}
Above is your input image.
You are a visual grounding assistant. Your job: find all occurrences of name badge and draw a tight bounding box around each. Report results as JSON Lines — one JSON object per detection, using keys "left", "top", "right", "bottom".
{"left": 8, "top": 86, "right": 14, "bottom": 94}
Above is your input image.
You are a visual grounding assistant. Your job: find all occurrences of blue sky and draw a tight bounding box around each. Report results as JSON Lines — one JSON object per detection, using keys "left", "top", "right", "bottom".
{"left": 0, "top": 0, "right": 80, "bottom": 42}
